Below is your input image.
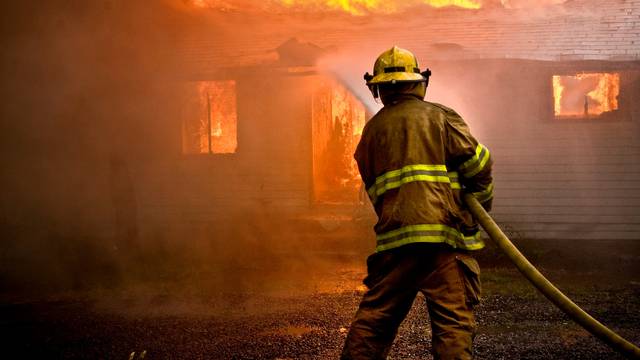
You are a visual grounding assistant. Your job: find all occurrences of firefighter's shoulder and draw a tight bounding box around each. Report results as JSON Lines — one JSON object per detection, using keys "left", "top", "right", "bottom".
{"left": 364, "top": 105, "right": 394, "bottom": 130}
{"left": 424, "top": 101, "right": 460, "bottom": 117}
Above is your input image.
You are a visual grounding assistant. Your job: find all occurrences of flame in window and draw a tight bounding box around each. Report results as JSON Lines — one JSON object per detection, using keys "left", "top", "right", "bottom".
{"left": 182, "top": 80, "right": 238, "bottom": 154}
{"left": 552, "top": 73, "right": 620, "bottom": 118}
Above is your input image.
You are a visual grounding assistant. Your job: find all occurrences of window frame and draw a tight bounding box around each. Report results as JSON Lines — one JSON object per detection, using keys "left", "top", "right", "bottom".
{"left": 548, "top": 69, "right": 629, "bottom": 123}
{"left": 181, "top": 79, "right": 239, "bottom": 156}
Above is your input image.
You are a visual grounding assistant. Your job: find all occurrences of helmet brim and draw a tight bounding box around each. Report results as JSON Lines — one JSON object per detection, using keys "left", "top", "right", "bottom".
{"left": 367, "top": 72, "right": 426, "bottom": 85}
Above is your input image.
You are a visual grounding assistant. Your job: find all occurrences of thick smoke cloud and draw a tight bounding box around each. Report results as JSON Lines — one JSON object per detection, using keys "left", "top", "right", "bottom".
{"left": 499, "top": 0, "right": 567, "bottom": 9}
{"left": 0, "top": 1, "right": 196, "bottom": 295}
{"left": 0, "top": 1, "right": 370, "bottom": 302}
{"left": 0, "top": 0, "right": 624, "bottom": 307}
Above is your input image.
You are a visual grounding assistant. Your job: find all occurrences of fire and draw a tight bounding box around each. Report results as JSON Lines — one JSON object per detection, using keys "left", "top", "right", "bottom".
{"left": 190, "top": 0, "right": 482, "bottom": 14}
{"left": 552, "top": 76, "right": 564, "bottom": 116}
{"left": 583, "top": 73, "right": 619, "bottom": 114}
{"left": 552, "top": 73, "right": 620, "bottom": 118}
{"left": 312, "top": 78, "right": 366, "bottom": 203}
{"left": 279, "top": 0, "right": 481, "bottom": 14}
{"left": 182, "top": 80, "right": 238, "bottom": 154}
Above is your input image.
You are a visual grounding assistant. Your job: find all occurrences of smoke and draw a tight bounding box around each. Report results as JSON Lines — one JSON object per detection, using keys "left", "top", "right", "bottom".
{"left": 316, "top": 50, "right": 383, "bottom": 115}
{"left": 0, "top": 1, "right": 375, "bottom": 309}
{"left": 314, "top": 46, "right": 481, "bottom": 126}
{"left": 499, "top": 0, "right": 567, "bottom": 9}
{"left": 1, "top": 0, "right": 631, "bottom": 311}
{"left": 0, "top": 0, "right": 186, "bottom": 295}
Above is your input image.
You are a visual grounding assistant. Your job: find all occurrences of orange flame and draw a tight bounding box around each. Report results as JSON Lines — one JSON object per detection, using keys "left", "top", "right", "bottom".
{"left": 552, "top": 75, "right": 564, "bottom": 116}
{"left": 204, "top": 81, "right": 238, "bottom": 153}
{"left": 280, "top": 0, "right": 481, "bottom": 14}
{"left": 190, "top": 0, "right": 481, "bottom": 14}
{"left": 552, "top": 73, "right": 620, "bottom": 118}
{"left": 312, "top": 78, "right": 365, "bottom": 203}
{"left": 182, "top": 81, "right": 238, "bottom": 154}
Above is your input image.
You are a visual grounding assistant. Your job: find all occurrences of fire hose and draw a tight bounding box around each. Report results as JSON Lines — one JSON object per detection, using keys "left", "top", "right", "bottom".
{"left": 463, "top": 193, "right": 640, "bottom": 359}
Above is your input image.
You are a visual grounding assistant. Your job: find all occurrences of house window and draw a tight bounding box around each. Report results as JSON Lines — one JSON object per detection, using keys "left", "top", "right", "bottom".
{"left": 182, "top": 80, "right": 238, "bottom": 154}
{"left": 552, "top": 73, "right": 620, "bottom": 118}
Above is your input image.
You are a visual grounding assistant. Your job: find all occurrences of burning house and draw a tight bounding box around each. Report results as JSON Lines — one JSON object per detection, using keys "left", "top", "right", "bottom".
{"left": 2, "top": 1, "right": 640, "bottom": 358}
{"left": 3, "top": 0, "right": 639, "bottom": 285}
{"left": 156, "top": 0, "right": 640, "bottom": 247}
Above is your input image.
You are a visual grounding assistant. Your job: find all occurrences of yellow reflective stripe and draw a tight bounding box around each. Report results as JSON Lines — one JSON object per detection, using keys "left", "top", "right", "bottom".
{"left": 462, "top": 232, "right": 483, "bottom": 245}
{"left": 375, "top": 223, "right": 484, "bottom": 252}
{"left": 372, "top": 175, "right": 451, "bottom": 195}
{"left": 472, "top": 182, "right": 494, "bottom": 203}
{"left": 376, "top": 237, "right": 485, "bottom": 252}
{"left": 376, "top": 235, "right": 448, "bottom": 252}
{"left": 448, "top": 171, "right": 461, "bottom": 190}
{"left": 459, "top": 144, "right": 491, "bottom": 178}
{"left": 373, "top": 164, "right": 448, "bottom": 186}
{"left": 367, "top": 165, "right": 458, "bottom": 203}
{"left": 472, "top": 148, "right": 491, "bottom": 177}
{"left": 459, "top": 144, "right": 483, "bottom": 170}
{"left": 377, "top": 224, "right": 456, "bottom": 241}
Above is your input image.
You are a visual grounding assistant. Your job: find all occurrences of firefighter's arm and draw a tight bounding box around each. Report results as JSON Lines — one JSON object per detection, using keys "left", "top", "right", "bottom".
{"left": 444, "top": 111, "right": 494, "bottom": 211}
{"left": 354, "top": 126, "right": 375, "bottom": 199}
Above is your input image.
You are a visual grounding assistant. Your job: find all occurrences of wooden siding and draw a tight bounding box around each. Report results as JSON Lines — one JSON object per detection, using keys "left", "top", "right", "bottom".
{"left": 133, "top": 60, "right": 640, "bottom": 242}
{"left": 178, "top": 0, "right": 640, "bottom": 76}
{"left": 134, "top": 73, "right": 315, "bottom": 233}
{"left": 477, "top": 65, "right": 640, "bottom": 240}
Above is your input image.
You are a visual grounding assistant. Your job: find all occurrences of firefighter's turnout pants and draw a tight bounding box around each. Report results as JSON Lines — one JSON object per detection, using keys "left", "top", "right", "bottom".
{"left": 341, "top": 243, "right": 481, "bottom": 360}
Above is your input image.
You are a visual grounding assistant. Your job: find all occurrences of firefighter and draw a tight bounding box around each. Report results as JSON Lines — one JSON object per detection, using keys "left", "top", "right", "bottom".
{"left": 341, "top": 46, "right": 493, "bottom": 360}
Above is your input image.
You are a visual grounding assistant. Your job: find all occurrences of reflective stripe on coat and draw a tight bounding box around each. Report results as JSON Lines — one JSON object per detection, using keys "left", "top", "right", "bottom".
{"left": 354, "top": 94, "right": 493, "bottom": 252}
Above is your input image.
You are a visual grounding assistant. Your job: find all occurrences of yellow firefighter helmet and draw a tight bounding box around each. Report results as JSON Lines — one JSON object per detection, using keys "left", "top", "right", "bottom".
{"left": 364, "top": 46, "right": 429, "bottom": 85}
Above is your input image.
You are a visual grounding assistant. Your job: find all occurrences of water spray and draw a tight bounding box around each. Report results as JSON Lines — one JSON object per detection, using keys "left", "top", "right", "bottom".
{"left": 316, "top": 55, "right": 382, "bottom": 115}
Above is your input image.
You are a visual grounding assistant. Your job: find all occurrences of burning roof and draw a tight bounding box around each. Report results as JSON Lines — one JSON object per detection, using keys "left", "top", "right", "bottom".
{"left": 190, "top": 0, "right": 484, "bottom": 14}
{"left": 187, "top": 0, "right": 570, "bottom": 13}
{"left": 176, "top": 0, "right": 640, "bottom": 76}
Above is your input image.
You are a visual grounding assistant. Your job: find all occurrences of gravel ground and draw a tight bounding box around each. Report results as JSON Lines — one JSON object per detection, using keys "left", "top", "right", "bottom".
{"left": 1, "top": 264, "right": 639, "bottom": 360}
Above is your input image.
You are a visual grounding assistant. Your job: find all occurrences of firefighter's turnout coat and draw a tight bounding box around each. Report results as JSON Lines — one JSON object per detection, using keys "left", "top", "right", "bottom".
{"left": 355, "top": 94, "right": 493, "bottom": 252}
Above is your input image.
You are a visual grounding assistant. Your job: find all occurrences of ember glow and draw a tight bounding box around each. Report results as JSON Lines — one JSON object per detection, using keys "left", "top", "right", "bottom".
{"left": 190, "top": 0, "right": 481, "bottom": 14}
{"left": 279, "top": 0, "right": 481, "bottom": 14}
{"left": 182, "top": 81, "right": 238, "bottom": 154}
{"left": 312, "top": 79, "right": 365, "bottom": 203}
{"left": 552, "top": 73, "right": 620, "bottom": 118}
